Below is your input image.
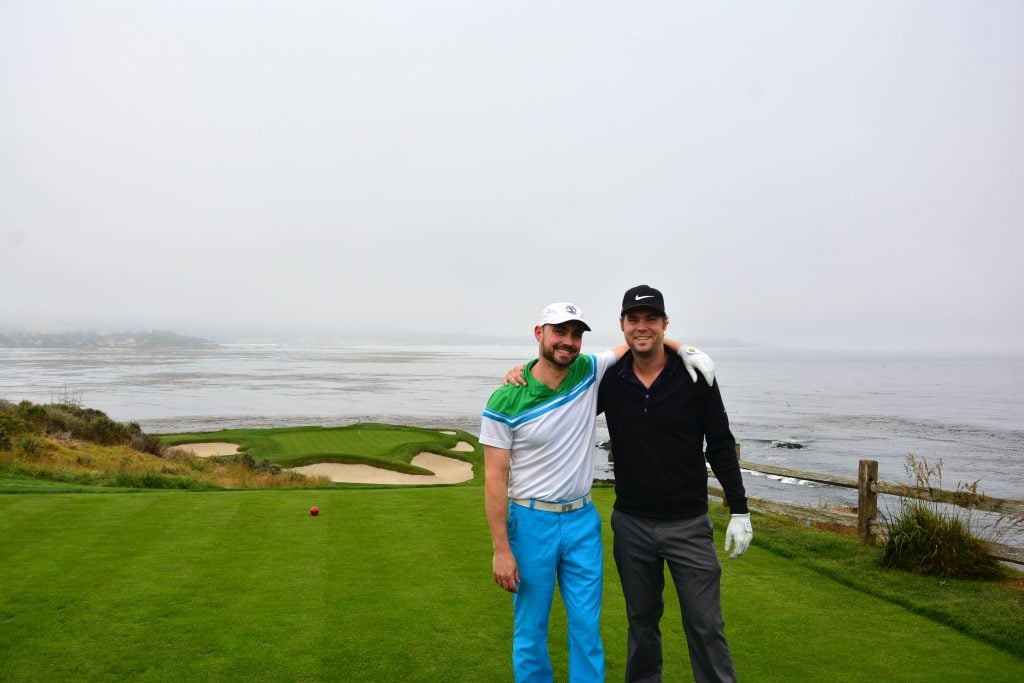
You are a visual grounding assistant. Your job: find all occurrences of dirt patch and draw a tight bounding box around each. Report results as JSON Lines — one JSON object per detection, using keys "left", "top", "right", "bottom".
{"left": 1004, "top": 578, "right": 1024, "bottom": 592}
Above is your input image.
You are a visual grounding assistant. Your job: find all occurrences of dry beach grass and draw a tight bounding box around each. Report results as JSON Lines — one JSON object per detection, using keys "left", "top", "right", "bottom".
{"left": 0, "top": 435, "right": 330, "bottom": 489}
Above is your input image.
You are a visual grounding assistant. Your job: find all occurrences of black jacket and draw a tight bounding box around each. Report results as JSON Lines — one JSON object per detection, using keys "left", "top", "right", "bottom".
{"left": 598, "top": 347, "right": 748, "bottom": 518}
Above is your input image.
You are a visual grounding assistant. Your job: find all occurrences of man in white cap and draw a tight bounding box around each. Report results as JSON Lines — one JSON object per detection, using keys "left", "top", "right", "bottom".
{"left": 481, "top": 301, "right": 714, "bottom": 682}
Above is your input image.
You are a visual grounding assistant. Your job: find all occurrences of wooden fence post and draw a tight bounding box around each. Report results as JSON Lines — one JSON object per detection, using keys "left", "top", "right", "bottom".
{"left": 858, "top": 460, "right": 878, "bottom": 545}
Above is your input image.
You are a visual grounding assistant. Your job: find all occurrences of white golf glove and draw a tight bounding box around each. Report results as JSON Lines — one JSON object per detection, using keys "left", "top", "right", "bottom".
{"left": 724, "top": 514, "right": 753, "bottom": 558}
{"left": 680, "top": 346, "right": 716, "bottom": 386}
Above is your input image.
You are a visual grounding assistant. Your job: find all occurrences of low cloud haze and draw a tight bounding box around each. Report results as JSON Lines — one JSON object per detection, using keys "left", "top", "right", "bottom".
{"left": 2, "top": 1, "right": 1021, "bottom": 351}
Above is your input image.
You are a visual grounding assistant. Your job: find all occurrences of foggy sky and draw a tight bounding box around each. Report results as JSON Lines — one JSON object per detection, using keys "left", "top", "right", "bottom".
{"left": 2, "top": 1, "right": 1022, "bottom": 351}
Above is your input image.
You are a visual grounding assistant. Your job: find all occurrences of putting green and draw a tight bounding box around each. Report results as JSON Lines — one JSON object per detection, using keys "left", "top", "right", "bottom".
{"left": 160, "top": 423, "right": 483, "bottom": 483}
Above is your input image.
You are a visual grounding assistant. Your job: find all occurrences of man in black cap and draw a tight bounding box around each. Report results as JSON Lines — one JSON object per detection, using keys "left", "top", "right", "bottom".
{"left": 600, "top": 284, "right": 751, "bottom": 683}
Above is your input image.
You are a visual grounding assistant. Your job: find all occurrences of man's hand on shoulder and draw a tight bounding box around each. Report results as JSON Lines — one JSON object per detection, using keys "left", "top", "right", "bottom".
{"left": 503, "top": 363, "right": 528, "bottom": 387}
{"left": 680, "top": 346, "right": 715, "bottom": 386}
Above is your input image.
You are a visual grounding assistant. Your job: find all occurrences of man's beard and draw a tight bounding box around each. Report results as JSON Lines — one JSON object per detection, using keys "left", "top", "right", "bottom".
{"left": 541, "top": 343, "right": 578, "bottom": 368}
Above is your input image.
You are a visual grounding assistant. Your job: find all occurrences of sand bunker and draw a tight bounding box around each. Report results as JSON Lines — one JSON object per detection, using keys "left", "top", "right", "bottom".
{"left": 168, "top": 434, "right": 476, "bottom": 483}
{"left": 171, "top": 442, "right": 241, "bottom": 458}
{"left": 289, "top": 453, "right": 473, "bottom": 485}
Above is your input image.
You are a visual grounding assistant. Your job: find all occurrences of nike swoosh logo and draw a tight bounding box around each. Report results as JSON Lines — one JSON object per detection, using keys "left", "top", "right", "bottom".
{"left": 635, "top": 294, "right": 655, "bottom": 300}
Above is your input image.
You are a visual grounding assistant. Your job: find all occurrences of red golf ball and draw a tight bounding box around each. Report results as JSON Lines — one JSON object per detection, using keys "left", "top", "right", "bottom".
{"left": 310, "top": 506, "right": 319, "bottom": 516}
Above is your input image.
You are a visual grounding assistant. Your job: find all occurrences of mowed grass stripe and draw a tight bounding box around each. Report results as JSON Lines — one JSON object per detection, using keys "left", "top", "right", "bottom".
{"left": 2, "top": 487, "right": 1022, "bottom": 681}
{"left": 1, "top": 492, "right": 337, "bottom": 679}
{"left": 717, "top": 550, "right": 1016, "bottom": 681}
{"left": 2, "top": 493, "right": 205, "bottom": 678}
{"left": 319, "top": 487, "right": 507, "bottom": 680}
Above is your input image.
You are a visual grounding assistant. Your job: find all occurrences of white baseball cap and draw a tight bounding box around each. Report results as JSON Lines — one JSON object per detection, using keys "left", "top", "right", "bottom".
{"left": 538, "top": 302, "right": 591, "bottom": 331}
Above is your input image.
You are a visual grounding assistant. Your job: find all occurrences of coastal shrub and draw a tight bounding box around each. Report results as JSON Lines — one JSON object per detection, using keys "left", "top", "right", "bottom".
{"left": 83, "top": 414, "right": 132, "bottom": 445}
{"left": 0, "top": 411, "right": 30, "bottom": 437}
{"left": 131, "top": 432, "right": 165, "bottom": 457}
{"left": 1, "top": 399, "right": 165, "bottom": 450}
{"left": 18, "top": 403, "right": 49, "bottom": 430}
{"left": 111, "top": 472, "right": 212, "bottom": 490}
{"left": 0, "top": 427, "right": 10, "bottom": 451}
{"left": 42, "top": 408, "right": 72, "bottom": 433}
{"left": 879, "top": 454, "right": 1004, "bottom": 579}
{"left": 16, "top": 436, "right": 46, "bottom": 458}
{"left": 880, "top": 503, "right": 1000, "bottom": 579}
{"left": 253, "top": 457, "right": 282, "bottom": 474}
{"left": 221, "top": 451, "right": 282, "bottom": 475}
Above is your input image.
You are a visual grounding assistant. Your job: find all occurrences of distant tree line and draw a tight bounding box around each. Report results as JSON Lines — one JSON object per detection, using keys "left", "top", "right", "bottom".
{"left": 0, "top": 330, "right": 216, "bottom": 349}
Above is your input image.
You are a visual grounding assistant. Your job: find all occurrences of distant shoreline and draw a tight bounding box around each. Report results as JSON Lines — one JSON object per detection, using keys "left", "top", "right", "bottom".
{"left": 0, "top": 328, "right": 766, "bottom": 350}
{"left": 0, "top": 330, "right": 215, "bottom": 350}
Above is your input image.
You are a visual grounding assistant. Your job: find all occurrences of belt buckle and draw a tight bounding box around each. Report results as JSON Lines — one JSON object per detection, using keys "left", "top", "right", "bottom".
{"left": 561, "top": 502, "right": 572, "bottom": 513}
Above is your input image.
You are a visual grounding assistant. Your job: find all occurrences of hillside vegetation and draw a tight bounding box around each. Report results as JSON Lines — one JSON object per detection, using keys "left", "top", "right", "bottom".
{"left": 0, "top": 399, "right": 326, "bottom": 489}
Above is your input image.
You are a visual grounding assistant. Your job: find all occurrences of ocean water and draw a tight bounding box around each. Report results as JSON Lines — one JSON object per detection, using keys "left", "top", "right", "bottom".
{"left": 2, "top": 344, "right": 1022, "bottom": 512}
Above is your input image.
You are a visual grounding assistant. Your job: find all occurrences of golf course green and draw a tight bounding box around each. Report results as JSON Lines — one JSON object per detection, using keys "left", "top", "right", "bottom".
{"left": 160, "top": 422, "right": 482, "bottom": 479}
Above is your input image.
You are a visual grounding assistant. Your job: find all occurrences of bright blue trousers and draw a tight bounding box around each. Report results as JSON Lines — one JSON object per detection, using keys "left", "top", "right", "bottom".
{"left": 507, "top": 500, "right": 604, "bottom": 683}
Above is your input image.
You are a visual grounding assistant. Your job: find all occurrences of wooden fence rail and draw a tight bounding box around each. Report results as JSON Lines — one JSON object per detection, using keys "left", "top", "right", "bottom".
{"left": 706, "top": 445, "right": 1024, "bottom": 566}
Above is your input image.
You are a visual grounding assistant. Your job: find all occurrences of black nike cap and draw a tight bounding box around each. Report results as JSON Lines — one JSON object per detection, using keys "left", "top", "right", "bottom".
{"left": 621, "top": 284, "right": 666, "bottom": 316}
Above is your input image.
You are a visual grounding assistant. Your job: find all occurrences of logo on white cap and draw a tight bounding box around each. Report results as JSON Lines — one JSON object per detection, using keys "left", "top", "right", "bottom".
{"left": 538, "top": 302, "right": 591, "bottom": 331}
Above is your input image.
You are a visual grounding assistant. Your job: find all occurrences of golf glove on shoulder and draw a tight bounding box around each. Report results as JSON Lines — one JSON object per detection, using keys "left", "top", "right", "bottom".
{"left": 724, "top": 513, "right": 753, "bottom": 558}
{"left": 680, "top": 346, "right": 716, "bottom": 386}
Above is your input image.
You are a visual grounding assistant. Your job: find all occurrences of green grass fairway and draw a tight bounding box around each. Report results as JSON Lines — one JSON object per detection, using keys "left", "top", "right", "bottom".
{"left": 2, "top": 487, "right": 1022, "bottom": 681}
{"left": 160, "top": 423, "right": 481, "bottom": 476}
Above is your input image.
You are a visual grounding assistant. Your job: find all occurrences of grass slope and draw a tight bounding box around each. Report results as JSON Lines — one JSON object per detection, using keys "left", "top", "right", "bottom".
{"left": 0, "top": 474, "right": 138, "bottom": 494}
{"left": 2, "top": 487, "right": 1021, "bottom": 681}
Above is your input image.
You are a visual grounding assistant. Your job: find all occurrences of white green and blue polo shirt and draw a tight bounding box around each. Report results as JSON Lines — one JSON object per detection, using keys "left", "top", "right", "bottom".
{"left": 480, "top": 350, "right": 616, "bottom": 502}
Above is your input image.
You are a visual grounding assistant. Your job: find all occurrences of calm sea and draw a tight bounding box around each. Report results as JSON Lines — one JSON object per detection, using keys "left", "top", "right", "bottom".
{"left": 2, "top": 344, "right": 1021, "bottom": 510}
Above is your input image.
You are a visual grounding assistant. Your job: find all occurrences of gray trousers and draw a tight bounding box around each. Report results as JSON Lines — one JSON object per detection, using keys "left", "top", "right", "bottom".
{"left": 611, "top": 510, "right": 737, "bottom": 683}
